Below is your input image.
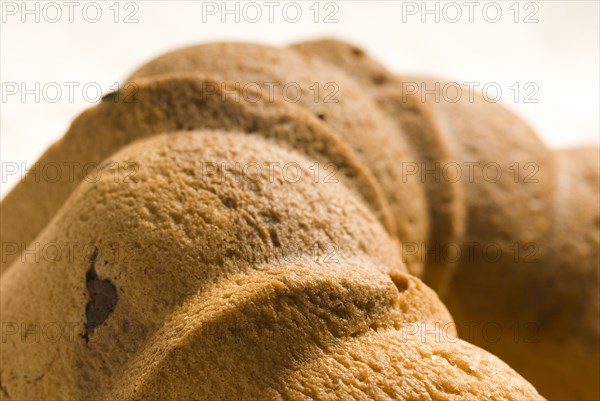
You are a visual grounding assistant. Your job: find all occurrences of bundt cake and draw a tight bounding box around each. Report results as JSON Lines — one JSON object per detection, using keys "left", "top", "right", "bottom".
{"left": 1, "top": 132, "right": 542, "bottom": 400}
{"left": 289, "top": 39, "right": 599, "bottom": 400}
{"left": 0, "top": 39, "right": 597, "bottom": 400}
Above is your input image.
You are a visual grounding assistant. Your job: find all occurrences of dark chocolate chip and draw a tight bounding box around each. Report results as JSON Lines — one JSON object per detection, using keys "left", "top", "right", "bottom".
{"left": 101, "top": 91, "right": 119, "bottom": 103}
{"left": 83, "top": 247, "right": 117, "bottom": 343}
{"left": 372, "top": 74, "right": 388, "bottom": 86}
{"left": 351, "top": 47, "right": 365, "bottom": 57}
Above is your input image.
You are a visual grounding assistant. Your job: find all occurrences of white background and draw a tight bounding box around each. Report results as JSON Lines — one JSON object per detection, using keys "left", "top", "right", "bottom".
{"left": 1, "top": 0, "right": 599, "bottom": 197}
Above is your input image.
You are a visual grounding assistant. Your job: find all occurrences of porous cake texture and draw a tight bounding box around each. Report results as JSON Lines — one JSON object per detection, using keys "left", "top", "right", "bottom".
{"left": 2, "top": 39, "right": 598, "bottom": 400}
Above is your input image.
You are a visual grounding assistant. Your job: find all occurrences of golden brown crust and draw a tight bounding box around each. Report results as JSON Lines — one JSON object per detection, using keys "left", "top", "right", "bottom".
{"left": 0, "top": 74, "right": 395, "bottom": 274}
{"left": 0, "top": 132, "right": 542, "bottom": 401}
{"left": 480, "top": 148, "right": 599, "bottom": 401}
{"left": 290, "top": 39, "right": 467, "bottom": 296}
{"left": 5, "top": 38, "right": 596, "bottom": 400}
{"left": 289, "top": 39, "right": 599, "bottom": 401}
{"left": 127, "top": 41, "right": 429, "bottom": 275}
